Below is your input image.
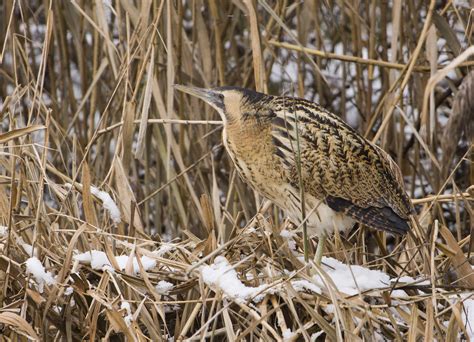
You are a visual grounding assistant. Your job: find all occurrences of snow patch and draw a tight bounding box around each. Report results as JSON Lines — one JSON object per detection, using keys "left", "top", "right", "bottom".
{"left": 74, "top": 250, "right": 112, "bottom": 271}
{"left": 74, "top": 250, "right": 157, "bottom": 274}
{"left": 391, "top": 290, "right": 409, "bottom": 298}
{"left": 200, "top": 256, "right": 268, "bottom": 303}
{"left": 17, "top": 237, "right": 38, "bottom": 257}
{"left": 156, "top": 243, "right": 174, "bottom": 256}
{"left": 156, "top": 280, "right": 174, "bottom": 295}
{"left": 324, "top": 304, "right": 335, "bottom": 314}
{"left": 280, "top": 230, "right": 297, "bottom": 251}
{"left": 282, "top": 328, "right": 296, "bottom": 341}
{"left": 115, "top": 254, "right": 156, "bottom": 273}
{"left": 314, "top": 257, "right": 390, "bottom": 295}
{"left": 393, "top": 275, "right": 416, "bottom": 283}
{"left": 26, "top": 257, "right": 56, "bottom": 293}
{"left": 121, "top": 301, "right": 133, "bottom": 327}
{"left": 90, "top": 186, "right": 121, "bottom": 224}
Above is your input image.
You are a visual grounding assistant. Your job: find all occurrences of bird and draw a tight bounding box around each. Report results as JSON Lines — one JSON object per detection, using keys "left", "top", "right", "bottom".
{"left": 175, "top": 85, "right": 414, "bottom": 265}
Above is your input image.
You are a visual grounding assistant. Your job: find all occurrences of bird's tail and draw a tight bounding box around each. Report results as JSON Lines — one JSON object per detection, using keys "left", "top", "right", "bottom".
{"left": 326, "top": 196, "right": 410, "bottom": 235}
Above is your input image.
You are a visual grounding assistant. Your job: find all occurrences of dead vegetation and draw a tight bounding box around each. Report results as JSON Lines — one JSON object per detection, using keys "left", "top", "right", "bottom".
{"left": 0, "top": 0, "right": 473, "bottom": 340}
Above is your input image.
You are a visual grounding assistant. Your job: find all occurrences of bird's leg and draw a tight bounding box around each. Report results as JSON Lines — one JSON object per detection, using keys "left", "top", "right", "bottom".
{"left": 314, "top": 234, "right": 327, "bottom": 266}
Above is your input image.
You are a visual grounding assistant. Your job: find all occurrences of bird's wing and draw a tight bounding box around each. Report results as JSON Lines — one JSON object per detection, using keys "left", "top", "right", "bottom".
{"left": 270, "top": 99, "right": 413, "bottom": 234}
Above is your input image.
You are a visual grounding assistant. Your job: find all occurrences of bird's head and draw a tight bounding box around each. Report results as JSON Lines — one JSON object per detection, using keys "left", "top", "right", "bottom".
{"left": 174, "top": 85, "right": 270, "bottom": 124}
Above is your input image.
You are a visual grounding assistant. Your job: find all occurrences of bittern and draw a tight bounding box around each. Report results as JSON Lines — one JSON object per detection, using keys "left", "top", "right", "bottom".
{"left": 175, "top": 85, "right": 414, "bottom": 265}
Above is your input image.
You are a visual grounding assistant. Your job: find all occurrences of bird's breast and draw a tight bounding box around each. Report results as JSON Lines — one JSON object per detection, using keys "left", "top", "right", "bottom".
{"left": 222, "top": 123, "right": 288, "bottom": 202}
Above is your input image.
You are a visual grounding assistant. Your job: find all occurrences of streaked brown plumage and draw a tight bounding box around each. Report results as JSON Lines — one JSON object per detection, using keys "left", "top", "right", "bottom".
{"left": 176, "top": 85, "right": 414, "bottom": 243}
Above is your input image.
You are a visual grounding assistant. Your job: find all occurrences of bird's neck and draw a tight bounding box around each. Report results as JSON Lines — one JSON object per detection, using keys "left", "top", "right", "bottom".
{"left": 224, "top": 117, "right": 272, "bottom": 155}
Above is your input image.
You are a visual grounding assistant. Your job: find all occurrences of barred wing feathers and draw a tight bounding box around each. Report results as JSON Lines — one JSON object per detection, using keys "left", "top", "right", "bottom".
{"left": 270, "top": 97, "right": 413, "bottom": 234}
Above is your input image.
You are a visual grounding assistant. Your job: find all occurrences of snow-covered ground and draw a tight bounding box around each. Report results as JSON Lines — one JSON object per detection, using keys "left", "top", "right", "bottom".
{"left": 200, "top": 254, "right": 428, "bottom": 301}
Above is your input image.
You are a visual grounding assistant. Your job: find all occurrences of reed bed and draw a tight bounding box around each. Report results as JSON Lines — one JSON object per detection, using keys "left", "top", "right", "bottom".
{"left": 0, "top": 0, "right": 473, "bottom": 340}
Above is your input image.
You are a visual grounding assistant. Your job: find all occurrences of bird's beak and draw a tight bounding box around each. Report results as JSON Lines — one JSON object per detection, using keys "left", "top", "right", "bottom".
{"left": 174, "top": 85, "right": 224, "bottom": 110}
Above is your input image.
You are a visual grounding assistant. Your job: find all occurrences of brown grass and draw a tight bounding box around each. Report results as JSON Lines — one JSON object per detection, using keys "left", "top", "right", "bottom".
{"left": 0, "top": 0, "right": 473, "bottom": 340}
